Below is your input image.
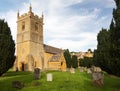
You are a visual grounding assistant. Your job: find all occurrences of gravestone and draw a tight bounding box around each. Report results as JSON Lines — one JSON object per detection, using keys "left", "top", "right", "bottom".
{"left": 34, "top": 68, "right": 40, "bottom": 80}
{"left": 91, "top": 66, "right": 102, "bottom": 72}
{"left": 87, "top": 68, "right": 92, "bottom": 74}
{"left": 79, "top": 67, "right": 84, "bottom": 72}
{"left": 47, "top": 73, "right": 53, "bottom": 81}
{"left": 95, "top": 67, "right": 102, "bottom": 72}
{"left": 70, "top": 68, "right": 75, "bottom": 74}
{"left": 84, "top": 67, "right": 87, "bottom": 72}
{"left": 92, "top": 72, "right": 104, "bottom": 87}
{"left": 12, "top": 81, "right": 24, "bottom": 89}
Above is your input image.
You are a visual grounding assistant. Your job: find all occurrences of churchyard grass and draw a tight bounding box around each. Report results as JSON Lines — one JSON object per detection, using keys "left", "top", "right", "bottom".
{"left": 0, "top": 69, "right": 120, "bottom": 91}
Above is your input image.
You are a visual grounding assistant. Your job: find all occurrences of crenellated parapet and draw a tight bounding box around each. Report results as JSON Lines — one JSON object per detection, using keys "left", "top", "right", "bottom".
{"left": 17, "top": 4, "right": 44, "bottom": 23}
{"left": 18, "top": 12, "right": 43, "bottom": 22}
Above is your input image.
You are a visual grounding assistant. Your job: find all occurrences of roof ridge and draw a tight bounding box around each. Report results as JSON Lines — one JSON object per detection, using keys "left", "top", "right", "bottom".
{"left": 44, "top": 44, "right": 63, "bottom": 54}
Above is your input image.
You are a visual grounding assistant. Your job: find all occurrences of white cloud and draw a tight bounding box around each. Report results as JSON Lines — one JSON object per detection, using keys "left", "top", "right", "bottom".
{"left": 0, "top": 10, "right": 17, "bottom": 41}
{"left": 47, "top": 32, "right": 97, "bottom": 52}
{"left": 82, "top": 0, "right": 115, "bottom": 8}
{"left": 0, "top": 0, "right": 115, "bottom": 52}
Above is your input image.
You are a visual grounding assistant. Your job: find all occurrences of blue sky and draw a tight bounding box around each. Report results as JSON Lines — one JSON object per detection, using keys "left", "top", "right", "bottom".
{"left": 0, "top": 0, "right": 115, "bottom": 52}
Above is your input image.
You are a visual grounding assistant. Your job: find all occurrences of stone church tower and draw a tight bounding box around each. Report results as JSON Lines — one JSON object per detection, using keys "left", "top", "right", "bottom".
{"left": 14, "top": 5, "right": 67, "bottom": 72}
{"left": 15, "top": 5, "right": 44, "bottom": 71}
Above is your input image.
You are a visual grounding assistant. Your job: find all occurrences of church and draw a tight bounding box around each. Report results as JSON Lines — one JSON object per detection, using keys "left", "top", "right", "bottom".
{"left": 13, "top": 5, "right": 66, "bottom": 71}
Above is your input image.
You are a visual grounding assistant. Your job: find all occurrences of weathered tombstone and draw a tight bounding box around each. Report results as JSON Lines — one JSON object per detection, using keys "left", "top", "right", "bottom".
{"left": 92, "top": 72, "right": 104, "bottom": 87}
{"left": 84, "top": 67, "right": 87, "bottom": 72}
{"left": 70, "top": 68, "right": 75, "bottom": 74}
{"left": 47, "top": 73, "right": 53, "bottom": 81}
{"left": 34, "top": 68, "right": 40, "bottom": 80}
{"left": 91, "top": 66, "right": 102, "bottom": 73}
{"left": 87, "top": 68, "right": 92, "bottom": 74}
{"left": 95, "top": 67, "right": 102, "bottom": 72}
{"left": 12, "top": 81, "right": 24, "bottom": 89}
{"left": 80, "top": 67, "right": 84, "bottom": 72}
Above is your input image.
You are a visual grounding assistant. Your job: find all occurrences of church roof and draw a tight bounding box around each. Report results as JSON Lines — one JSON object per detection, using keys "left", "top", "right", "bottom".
{"left": 44, "top": 44, "right": 63, "bottom": 54}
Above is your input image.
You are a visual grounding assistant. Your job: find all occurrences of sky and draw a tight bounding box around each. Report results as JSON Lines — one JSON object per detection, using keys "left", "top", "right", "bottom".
{"left": 0, "top": 0, "right": 115, "bottom": 52}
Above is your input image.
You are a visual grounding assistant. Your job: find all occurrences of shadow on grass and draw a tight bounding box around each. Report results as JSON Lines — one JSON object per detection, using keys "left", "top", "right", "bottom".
{"left": 2, "top": 71, "right": 32, "bottom": 77}
{"left": 0, "top": 71, "right": 36, "bottom": 91}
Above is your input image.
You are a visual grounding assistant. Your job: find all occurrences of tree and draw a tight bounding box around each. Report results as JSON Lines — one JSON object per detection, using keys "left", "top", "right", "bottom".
{"left": 80, "top": 57, "right": 93, "bottom": 68}
{"left": 109, "top": 0, "right": 120, "bottom": 76}
{"left": 93, "top": 28, "right": 110, "bottom": 71}
{"left": 64, "top": 49, "right": 72, "bottom": 68}
{"left": 88, "top": 49, "right": 92, "bottom": 53}
{"left": 0, "top": 19, "right": 15, "bottom": 76}
{"left": 71, "top": 55, "right": 78, "bottom": 68}
{"left": 94, "top": 0, "right": 120, "bottom": 76}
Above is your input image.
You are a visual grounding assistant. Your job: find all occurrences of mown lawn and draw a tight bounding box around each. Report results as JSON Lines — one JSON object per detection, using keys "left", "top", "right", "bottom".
{"left": 0, "top": 69, "right": 120, "bottom": 91}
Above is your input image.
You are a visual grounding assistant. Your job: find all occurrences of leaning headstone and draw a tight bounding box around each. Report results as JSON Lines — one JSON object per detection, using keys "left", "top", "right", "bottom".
{"left": 12, "top": 81, "right": 24, "bottom": 89}
{"left": 92, "top": 72, "right": 104, "bottom": 87}
{"left": 34, "top": 68, "right": 40, "bottom": 80}
{"left": 70, "top": 68, "right": 75, "bottom": 74}
{"left": 47, "top": 73, "right": 53, "bottom": 81}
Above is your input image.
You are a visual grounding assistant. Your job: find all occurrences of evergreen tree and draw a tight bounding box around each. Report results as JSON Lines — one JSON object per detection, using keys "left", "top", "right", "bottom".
{"left": 64, "top": 49, "right": 72, "bottom": 68}
{"left": 108, "top": 0, "right": 120, "bottom": 76}
{"left": 88, "top": 49, "right": 92, "bottom": 53}
{"left": 80, "top": 57, "right": 93, "bottom": 68}
{"left": 0, "top": 19, "right": 15, "bottom": 76}
{"left": 71, "top": 55, "right": 78, "bottom": 68}
{"left": 93, "top": 28, "right": 110, "bottom": 72}
{"left": 94, "top": 0, "right": 120, "bottom": 76}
